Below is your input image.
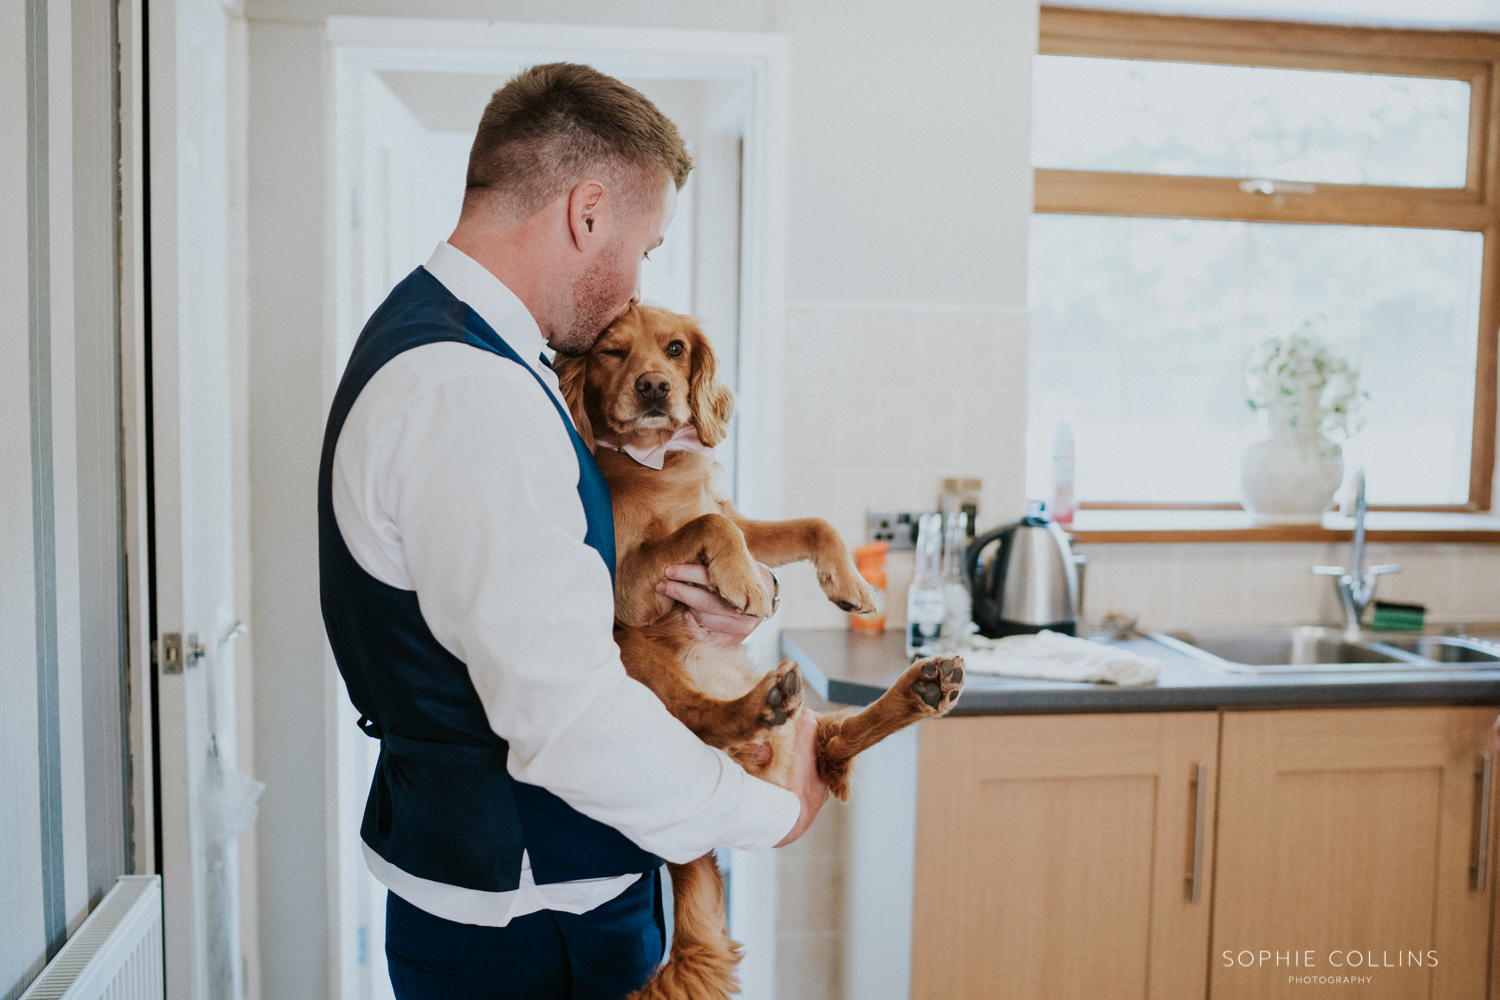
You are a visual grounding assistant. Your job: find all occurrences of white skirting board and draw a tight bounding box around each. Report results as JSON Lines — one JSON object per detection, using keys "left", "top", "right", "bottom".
{"left": 21, "top": 875, "right": 163, "bottom": 1000}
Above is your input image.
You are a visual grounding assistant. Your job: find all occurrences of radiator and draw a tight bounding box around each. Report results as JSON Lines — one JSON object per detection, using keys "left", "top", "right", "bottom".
{"left": 21, "top": 875, "right": 164, "bottom": 1000}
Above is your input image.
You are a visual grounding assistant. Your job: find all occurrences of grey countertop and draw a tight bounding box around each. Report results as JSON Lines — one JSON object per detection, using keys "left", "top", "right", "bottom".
{"left": 779, "top": 628, "right": 1500, "bottom": 714}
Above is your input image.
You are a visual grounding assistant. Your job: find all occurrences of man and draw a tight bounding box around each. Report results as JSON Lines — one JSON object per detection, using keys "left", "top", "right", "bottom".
{"left": 318, "top": 63, "right": 827, "bottom": 999}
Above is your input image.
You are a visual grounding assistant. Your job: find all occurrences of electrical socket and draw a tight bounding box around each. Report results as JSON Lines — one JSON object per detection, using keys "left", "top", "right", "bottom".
{"left": 865, "top": 509, "right": 937, "bottom": 550}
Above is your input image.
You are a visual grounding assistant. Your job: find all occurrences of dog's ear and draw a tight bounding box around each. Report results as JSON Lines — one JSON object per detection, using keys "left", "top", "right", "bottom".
{"left": 551, "top": 352, "right": 596, "bottom": 452}
{"left": 686, "top": 322, "right": 735, "bottom": 448}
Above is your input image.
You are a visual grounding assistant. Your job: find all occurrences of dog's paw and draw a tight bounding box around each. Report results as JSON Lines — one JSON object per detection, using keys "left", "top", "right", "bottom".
{"left": 820, "top": 565, "right": 877, "bottom": 615}
{"left": 709, "top": 560, "right": 775, "bottom": 619}
{"left": 909, "top": 655, "right": 964, "bottom": 715}
{"left": 755, "top": 660, "right": 803, "bottom": 729}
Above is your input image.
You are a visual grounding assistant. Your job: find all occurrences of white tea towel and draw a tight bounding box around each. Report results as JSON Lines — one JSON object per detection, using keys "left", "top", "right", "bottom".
{"left": 962, "top": 630, "right": 1161, "bottom": 686}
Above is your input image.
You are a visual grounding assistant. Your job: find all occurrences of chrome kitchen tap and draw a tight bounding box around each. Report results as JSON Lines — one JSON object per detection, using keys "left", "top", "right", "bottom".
{"left": 1312, "top": 469, "right": 1400, "bottom": 636}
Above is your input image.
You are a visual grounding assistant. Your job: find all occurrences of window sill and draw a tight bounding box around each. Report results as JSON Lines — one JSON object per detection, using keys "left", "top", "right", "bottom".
{"left": 1067, "top": 509, "right": 1500, "bottom": 544}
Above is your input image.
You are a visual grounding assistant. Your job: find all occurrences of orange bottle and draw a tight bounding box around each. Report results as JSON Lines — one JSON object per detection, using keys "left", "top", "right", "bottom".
{"left": 850, "top": 542, "right": 889, "bottom": 631}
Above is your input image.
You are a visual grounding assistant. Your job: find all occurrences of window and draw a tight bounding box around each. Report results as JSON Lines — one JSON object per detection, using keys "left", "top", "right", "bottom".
{"left": 1027, "top": 8, "right": 1500, "bottom": 511}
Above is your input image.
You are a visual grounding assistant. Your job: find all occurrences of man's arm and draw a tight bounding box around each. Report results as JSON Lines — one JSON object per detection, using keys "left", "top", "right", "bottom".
{"left": 335, "top": 346, "right": 802, "bottom": 860}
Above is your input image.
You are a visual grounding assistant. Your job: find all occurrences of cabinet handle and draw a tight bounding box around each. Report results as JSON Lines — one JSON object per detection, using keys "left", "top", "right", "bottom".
{"left": 1188, "top": 762, "right": 1207, "bottom": 904}
{"left": 1473, "top": 753, "right": 1493, "bottom": 892}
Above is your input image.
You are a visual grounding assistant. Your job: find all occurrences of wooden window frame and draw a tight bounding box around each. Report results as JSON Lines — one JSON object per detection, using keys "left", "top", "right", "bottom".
{"left": 1036, "top": 6, "right": 1500, "bottom": 513}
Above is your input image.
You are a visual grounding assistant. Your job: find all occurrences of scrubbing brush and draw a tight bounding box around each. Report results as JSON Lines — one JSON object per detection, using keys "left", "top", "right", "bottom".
{"left": 1370, "top": 600, "right": 1425, "bottom": 632}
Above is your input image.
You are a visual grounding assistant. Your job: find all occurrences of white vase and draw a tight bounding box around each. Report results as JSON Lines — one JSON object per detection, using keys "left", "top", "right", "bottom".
{"left": 1240, "top": 425, "right": 1343, "bottom": 525}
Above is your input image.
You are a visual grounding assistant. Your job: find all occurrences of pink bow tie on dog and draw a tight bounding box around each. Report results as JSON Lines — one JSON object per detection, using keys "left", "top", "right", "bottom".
{"left": 596, "top": 426, "right": 713, "bottom": 470}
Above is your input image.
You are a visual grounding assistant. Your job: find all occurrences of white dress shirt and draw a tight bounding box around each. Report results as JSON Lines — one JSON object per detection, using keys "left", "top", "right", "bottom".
{"left": 333, "top": 242, "right": 799, "bottom": 927}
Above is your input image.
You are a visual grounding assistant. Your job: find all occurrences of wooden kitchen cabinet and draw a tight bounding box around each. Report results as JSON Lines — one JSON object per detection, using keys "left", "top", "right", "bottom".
{"left": 909, "top": 706, "right": 1500, "bottom": 1000}
{"left": 1210, "top": 706, "right": 1499, "bottom": 1000}
{"left": 911, "top": 713, "right": 1220, "bottom": 1000}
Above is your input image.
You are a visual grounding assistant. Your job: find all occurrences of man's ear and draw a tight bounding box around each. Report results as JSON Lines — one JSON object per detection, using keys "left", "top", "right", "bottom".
{"left": 551, "top": 353, "right": 596, "bottom": 452}
{"left": 687, "top": 323, "right": 735, "bottom": 448}
{"left": 566, "top": 179, "right": 608, "bottom": 252}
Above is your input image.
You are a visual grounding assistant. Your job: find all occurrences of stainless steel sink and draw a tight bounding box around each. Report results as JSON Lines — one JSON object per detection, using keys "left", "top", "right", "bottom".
{"left": 1146, "top": 624, "right": 1493, "bottom": 674}
{"left": 1366, "top": 635, "right": 1500, "bottom": 665}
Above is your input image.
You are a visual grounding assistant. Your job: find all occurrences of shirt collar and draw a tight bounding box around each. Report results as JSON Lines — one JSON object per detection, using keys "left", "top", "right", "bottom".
{"left": 422, "top": 242, "right": 555, "bottom": 378}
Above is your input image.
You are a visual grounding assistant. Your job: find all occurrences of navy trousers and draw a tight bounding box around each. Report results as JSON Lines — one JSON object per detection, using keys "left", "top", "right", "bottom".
{"left": 385, "top": 871, "right": 665, "bottom": 1000}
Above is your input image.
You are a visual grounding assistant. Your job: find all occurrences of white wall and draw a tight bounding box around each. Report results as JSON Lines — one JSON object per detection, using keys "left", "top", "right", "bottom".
{"left": 774, "top": 0, "right": 1038, "bottom": 629}
{"left": 246, "top": 19, "right": 336, "bottom": 1000}
{"left": 780, "top": 1, "right": 1032, "bottom": 307}
{"left": 1081, "top": 541, "right": 1500, "bottom": 628}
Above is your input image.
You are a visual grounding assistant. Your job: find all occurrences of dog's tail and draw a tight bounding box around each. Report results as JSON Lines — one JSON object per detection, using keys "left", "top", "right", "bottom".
{"left": 629, "top": 853, "right": 741, "bottom": 1000}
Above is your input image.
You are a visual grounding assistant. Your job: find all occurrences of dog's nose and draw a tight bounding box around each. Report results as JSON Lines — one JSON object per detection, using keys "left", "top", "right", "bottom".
{"left": 634, "top": 372, "right": 670, "bottom": 402}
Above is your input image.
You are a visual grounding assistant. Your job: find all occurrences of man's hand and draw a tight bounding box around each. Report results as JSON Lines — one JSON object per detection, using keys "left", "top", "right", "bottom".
{"left": 774, "top": 709, "right": 829, "bottom": 847}
{"left": 656, "top": 563, "right": 777, "bottom": 650}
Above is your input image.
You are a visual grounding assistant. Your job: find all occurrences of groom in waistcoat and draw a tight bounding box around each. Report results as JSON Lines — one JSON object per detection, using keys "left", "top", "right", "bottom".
{"left": 318, "top": 64, "right": 828, "bottom": 999}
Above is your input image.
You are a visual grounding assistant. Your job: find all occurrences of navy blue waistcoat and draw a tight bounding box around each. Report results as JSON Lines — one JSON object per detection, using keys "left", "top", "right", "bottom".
{"left": 318, "top": 266, "right": 661, "bottom": 891}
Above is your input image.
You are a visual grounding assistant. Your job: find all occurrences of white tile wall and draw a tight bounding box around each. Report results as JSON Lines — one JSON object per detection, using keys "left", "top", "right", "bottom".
{"left": 774, "top": 686, "right": 849, "bottom": 1000}
{"left": 1076, "top": 541, "right": 1500, "bottom": 628}
{"left": 778, "top": 305, "right": 1030, "bottom": 630}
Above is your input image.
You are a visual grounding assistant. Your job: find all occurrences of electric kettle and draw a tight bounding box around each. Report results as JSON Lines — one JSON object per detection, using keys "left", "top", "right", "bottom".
{"left": 964, "top": 509, "right": 1079, "bottom": 638}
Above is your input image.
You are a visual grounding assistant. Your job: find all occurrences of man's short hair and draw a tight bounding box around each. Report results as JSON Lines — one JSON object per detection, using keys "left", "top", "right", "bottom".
{"left": 465, "top": 63, "right": 692, "bottom": 222}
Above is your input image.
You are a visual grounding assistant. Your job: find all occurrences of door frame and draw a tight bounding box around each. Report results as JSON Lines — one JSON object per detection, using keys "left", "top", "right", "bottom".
{"left": 324, "top": 18, "right": 790, "bottom": 1000}
{"left": 326, "top": 17, "right": 791, "bottom": 520}
{"left": 118, "top": 0, "right": 155, "bottom": 890}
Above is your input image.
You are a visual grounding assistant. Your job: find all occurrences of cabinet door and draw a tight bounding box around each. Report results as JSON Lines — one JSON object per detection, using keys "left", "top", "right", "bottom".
{"left": 1212, "top": 707, "right": 1498, "bottom": 1000}
{"left": 912, "top": 713, "right": 1219, "bottom": 1000}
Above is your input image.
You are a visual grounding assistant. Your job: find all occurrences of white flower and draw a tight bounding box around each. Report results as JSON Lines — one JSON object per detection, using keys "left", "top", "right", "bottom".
{"left": 1246, "top": 320, "right": 1366, "bottom": 459}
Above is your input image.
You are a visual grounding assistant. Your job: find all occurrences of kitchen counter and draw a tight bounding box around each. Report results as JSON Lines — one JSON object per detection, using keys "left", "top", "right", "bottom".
{"left": 779, "top": 627, "right": 1500, "bottom": 714}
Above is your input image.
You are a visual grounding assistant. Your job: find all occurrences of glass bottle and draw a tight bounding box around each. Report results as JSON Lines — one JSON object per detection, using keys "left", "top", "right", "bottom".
{"left": 906, "top": 512, "right": 945, "bottom": 657}
{"left": 939, "top": 477, "right": 981, "bottom": 544}
{"left": 940, "top": 512, "right": 972, "bottom": 648}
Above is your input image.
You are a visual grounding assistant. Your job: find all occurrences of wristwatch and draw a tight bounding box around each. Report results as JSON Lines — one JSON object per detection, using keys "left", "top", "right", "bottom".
{"left": 766, "top": 567, "right": 781, "bottom": 619}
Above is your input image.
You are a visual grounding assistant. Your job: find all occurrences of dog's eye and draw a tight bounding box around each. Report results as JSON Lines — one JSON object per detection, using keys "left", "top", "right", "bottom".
{"left": 665, "top": 341, "right": 685, "bottom": 358}
{"left": 600, "top": 348, "right": 628, "bottom": 359}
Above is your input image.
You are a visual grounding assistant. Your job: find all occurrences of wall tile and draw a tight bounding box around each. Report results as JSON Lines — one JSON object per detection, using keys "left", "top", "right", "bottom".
{"left": 1074, "top": 544, "right": 1177, "bottom": 628}
{"left": 785, "top": 388, "right": 880, "bottom": 467}
{"left": 1374, "top": 545, "right": 1459, "bottom": 618}
{"left": 775, "top": 932, "right": 842, "bottom": 1000}
{"left": 877, "top": 388, "right": 955, "bottom": 468}
{"left": 777, "top": 855, "right": 845, "bottom": 934}
{"left": 1453, "top": 546, "right": 1500, "bottom": 621}
{"left": 952, "top": 389, "right": 1025, "bottom": 469}
{"left": 1072, "top": 542, "right": 1500, "bottom": 630}
{"left": 786, "top": 308, "right": 922, "bottom": 389}
{"left": 1172, "top": 545, "right": 1250, "bottom": 625}
{"left": 917, "top": 311, "right": 1009, "bottom": 390}
{"left": 1243, "top": 544, "right": 1326, "bottom": 624}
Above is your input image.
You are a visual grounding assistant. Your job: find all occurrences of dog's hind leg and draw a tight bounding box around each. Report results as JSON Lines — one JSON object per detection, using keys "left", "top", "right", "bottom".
{"left": 616, "top": 628, "right": 803, "bottom": 750}
{"left": 628, "top": 855, "right": 740, "bottom": 1000}
{"left": 815, "top": 655, "right": 965, "bottom": 800}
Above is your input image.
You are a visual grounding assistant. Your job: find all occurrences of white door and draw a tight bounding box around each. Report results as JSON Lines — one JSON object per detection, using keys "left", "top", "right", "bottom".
{"left": 149, "top": 1, "right": 255, "bottom": 996}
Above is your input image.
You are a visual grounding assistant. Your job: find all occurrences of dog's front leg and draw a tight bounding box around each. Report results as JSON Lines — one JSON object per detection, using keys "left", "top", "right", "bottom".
{"left": 731, "top": 516, "right": 875, "bottom": 614}
{"left": 616, "top": 513, "right": 773, "bottom": 627}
